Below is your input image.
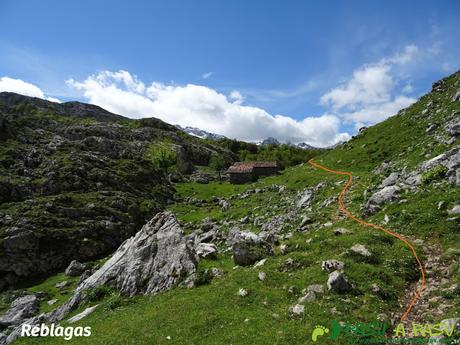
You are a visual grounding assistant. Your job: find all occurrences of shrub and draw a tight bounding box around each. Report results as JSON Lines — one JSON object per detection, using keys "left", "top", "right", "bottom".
{"left": 195, "top": 267, "right": 213, "bottom": 286}
{"left": 84, "top": 285, "right": 115, "bottom": 303}
{"left": 421, "top": 165, "right": 448, "bottom": 185}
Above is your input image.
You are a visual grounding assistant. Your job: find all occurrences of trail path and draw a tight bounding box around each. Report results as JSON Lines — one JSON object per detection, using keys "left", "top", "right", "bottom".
{"left": 307, "top": 158, "right": 425, "bottom": 322}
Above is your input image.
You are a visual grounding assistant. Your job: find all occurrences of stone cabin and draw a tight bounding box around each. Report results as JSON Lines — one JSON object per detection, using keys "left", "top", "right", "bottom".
{"left": 227, "top": 161, "right": 278, "bottom": 184}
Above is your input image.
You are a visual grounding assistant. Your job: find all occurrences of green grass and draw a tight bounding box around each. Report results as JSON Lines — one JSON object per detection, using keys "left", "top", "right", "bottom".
{"left": 24, "top": 273, "right": 79, "bottom": 313}
{"left": 175, "top": 181, "right": 251, "bottom": 200}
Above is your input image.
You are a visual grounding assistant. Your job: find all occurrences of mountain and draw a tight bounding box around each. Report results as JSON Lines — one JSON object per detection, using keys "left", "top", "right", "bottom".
{"left": 176, "top": 125, "right": 226, "bottom": 140}
{"left": 176, "top": 125, "right": 323, "bottom": 151}
{"left": 295, "top": 142, "right": 322, "bottom": 150}
{"left": 1, "top": 70, "right": 459, "bottom": 345}
{"left": 259, "top": 137, "right": 280, "bottom": 146}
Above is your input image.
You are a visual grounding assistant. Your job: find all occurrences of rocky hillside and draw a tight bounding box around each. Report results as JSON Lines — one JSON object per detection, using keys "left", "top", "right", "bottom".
{"left": 0, "top": 70, "right": 459, "bottom": 345}
{"left": 0, "top": 92, "right": 236, "bottom": 290}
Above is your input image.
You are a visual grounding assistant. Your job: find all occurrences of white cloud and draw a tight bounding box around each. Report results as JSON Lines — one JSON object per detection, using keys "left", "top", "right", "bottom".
{"left": 402, "top": 82, "right": 413, "bottom": 93}
{"left": 320, "top": 45, "right": 418, "bottom": 126}
{"left": 343, "top": 96, "right": 416, "bottom": 124}
{"left": 67, "top": 70, "right": 349, "bottom": 147}
{"left": 229, "top": 90, "right": 244, "bottom": 105}
{"left": 201, "top": 72, "right": 214, "bottom": 80}
{"left": 320, "top": 64, "right": 393, "bottom": 110}
{"left": 0, "top": 76, "right": 60, "bottom": 102}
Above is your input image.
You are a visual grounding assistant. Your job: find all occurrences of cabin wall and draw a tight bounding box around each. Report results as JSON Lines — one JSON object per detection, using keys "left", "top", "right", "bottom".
{"left": 253, "top": 166, "right": 278, "bottom": 177}
{"left": 229, "top": 172, "right": 254, "bottom": 184}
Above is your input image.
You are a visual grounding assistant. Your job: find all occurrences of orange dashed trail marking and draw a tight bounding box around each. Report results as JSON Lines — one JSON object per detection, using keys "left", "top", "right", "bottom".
{"left": 307, "top": 158, "right": 425, "bottom": 322}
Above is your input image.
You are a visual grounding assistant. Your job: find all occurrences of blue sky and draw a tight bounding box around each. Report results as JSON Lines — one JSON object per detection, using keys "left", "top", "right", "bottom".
{"left": 0, "top": 0, "right": 459, "bottom": 146}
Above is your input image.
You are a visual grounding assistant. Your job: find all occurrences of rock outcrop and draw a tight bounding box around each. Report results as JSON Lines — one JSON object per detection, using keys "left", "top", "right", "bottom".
{"left": 0, "top": 295, "right": 39, "bottom": 328}
{"left": 47, "top": 212, "right": 196, "bottom": 324}
{"left": 229, "top": 229, "right": 273, "bottom": 266}
{"left": 364, "top": 185, "right": 400, "bottom": 214}
{"left": 0, "top": 92, "right": 235, "bottom": 290}
{"left": 65, "top": 260, "right": 86, "bottom": 276}
{"left": 327, "top": 271, "right": 353, "bottom": 293}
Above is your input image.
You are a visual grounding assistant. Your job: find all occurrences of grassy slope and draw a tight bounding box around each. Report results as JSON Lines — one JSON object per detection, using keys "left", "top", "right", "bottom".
{"left": 16, "top": 72, "right": 460, "bottom": 344}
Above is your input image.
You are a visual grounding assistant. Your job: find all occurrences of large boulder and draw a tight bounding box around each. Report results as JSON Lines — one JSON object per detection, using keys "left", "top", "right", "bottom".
{"left": 327, "top": 271, "right": 353, "bottom": 293}
{"left": 379, "top": 172, "right": 400, "bottom": 188}
{"left": 78, "top": 212, "right": 197, "bottom": 296}
{"left": 419, "top": 148, "right": 460, "bottom": 186}
{"left": 364, "top": 185, "right": 400, "bottom": 214}
{"left": 231, "top": 230, "right": 273, "bottom": 266}
{"left": 65, "top": 260, "right": 86, "bottom": 276}
{"left": 47, "top": 212, "right": 197, "bottom": 323}
{"left": 297, "top": 182, "right": 324, "bottom": 209}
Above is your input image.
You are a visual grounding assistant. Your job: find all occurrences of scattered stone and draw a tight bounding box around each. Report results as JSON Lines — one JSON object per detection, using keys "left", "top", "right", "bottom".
{"left": 297, "top": 189, "right": 315, "bottom": 208}
{"left": 323, "top": 222, "right": 333, "bottom": 227}
{"left": 426, "top": 124, "right": 436, "bottom": 133}
{"left": 289, "top": 304, "right": 305, "bottom": 316}
{"left": 279, "top": 244, "right": 288, "bottom": 255}
{"left": 333, "top": 228, "right": 350, "bottom": 236}
{"left": 195, "top": 243, "right": 218, "bottom": 259}
{"left": 55, "top": 281, "right": 68, "bottom": 289}
{"left": 253, "top": 258, "right": 267, "bottom": 268}
{"left": 350, "top": 244, "right": 372, "bottom": 257}
{"left": 452, "top": 90, "right": 460, "bottom": 102}
{"left": 383, "top": 214, "right": 390, "bottom": 225}
{"left": 210, "top": 268, "right": 224, "bottom": 278}
{"left": 47, "top": 299, "right": 57, "bottom": 306}
{"left": 364, "top": 185, "right": 400, "bottom": 214}
{"left": 371, "top": 284, "right": 381, "bottom": 293}
{"left": 238, "top": 288, "right": 248, "bottom": 297}
{"left": 297, "top": 183, "right": 323, "bottom": 208}
{"left": 307, "top": 284, "right": 324, "bottom": 294}
{"left": 219, "top": 200, "right": 230, "bottom": 212}
{"left": 321, "top": 260, "right": 344, "bottom": 272}
{"left": 437, "top": 201, "right": 446, "bottom": 210}
{"left": 300, "top": 216, "right": 312, "bottom": 227}
{"left": 239, "top": 216, "right": 250, "bottom": 224}
{"left": 65, "top": 260, "right": 86, "bottom": 276}
{"left": 258, "top": 271, "right": 266, "bottom": 281}
{"left": 327, "top": 271, "right": 353, "bottom": 293}
{"left": 68, "top": 305, "right": 98, "bottom": 324}
{"left": 448, "top": 205, "right": 460, "bottom": 215}
{"left": 298, "top": 291, "right": 316, "bottom": 303}
{"left": 231, "top": 230, "right": 273, "bottom": 266}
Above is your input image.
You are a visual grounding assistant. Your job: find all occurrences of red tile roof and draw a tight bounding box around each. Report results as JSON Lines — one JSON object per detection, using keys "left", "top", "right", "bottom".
{"left": 227, "top": 161, "right": 277, "bottom": 173}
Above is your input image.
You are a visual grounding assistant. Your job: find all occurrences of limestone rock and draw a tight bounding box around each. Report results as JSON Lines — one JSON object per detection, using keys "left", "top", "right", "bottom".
{"left": 0, "top": 295, "right": 39, "bottom": 327}
{"left": 379, "top": 172, "right": 400, "bottom": 188}
{"left": 364, "top": 185, "right": 400, "bottom": 213}
{"left": 47, "top": 212, "right": 197, "bottom": 323}
{"left": 231, "top": 230, "right": 273, "bottom": 266}
{"left": 298, "top": 291, "right": 316, "bottom": 303}
{"left": 195, "top": 243, "right": 218, "bottom": 259}
{"left": 289, "top": 304, "right": 305, "bottom": 316}
{"left": 68, "top": 305, "right": 98, "bottom": 324}
{"left": 65, "top": 260, "right": 86, "bottom": 276}
{"left": 350, "top": 244, "right": 372, "bottom": 257}
{"left": 327, "top": 271, "right": 353, "bottom": 293}
{"left": 448, "top": 205, "right": 460, "bottom": 215}
{"left": 321, "top": 260, "right": 344, "bottom": 272}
